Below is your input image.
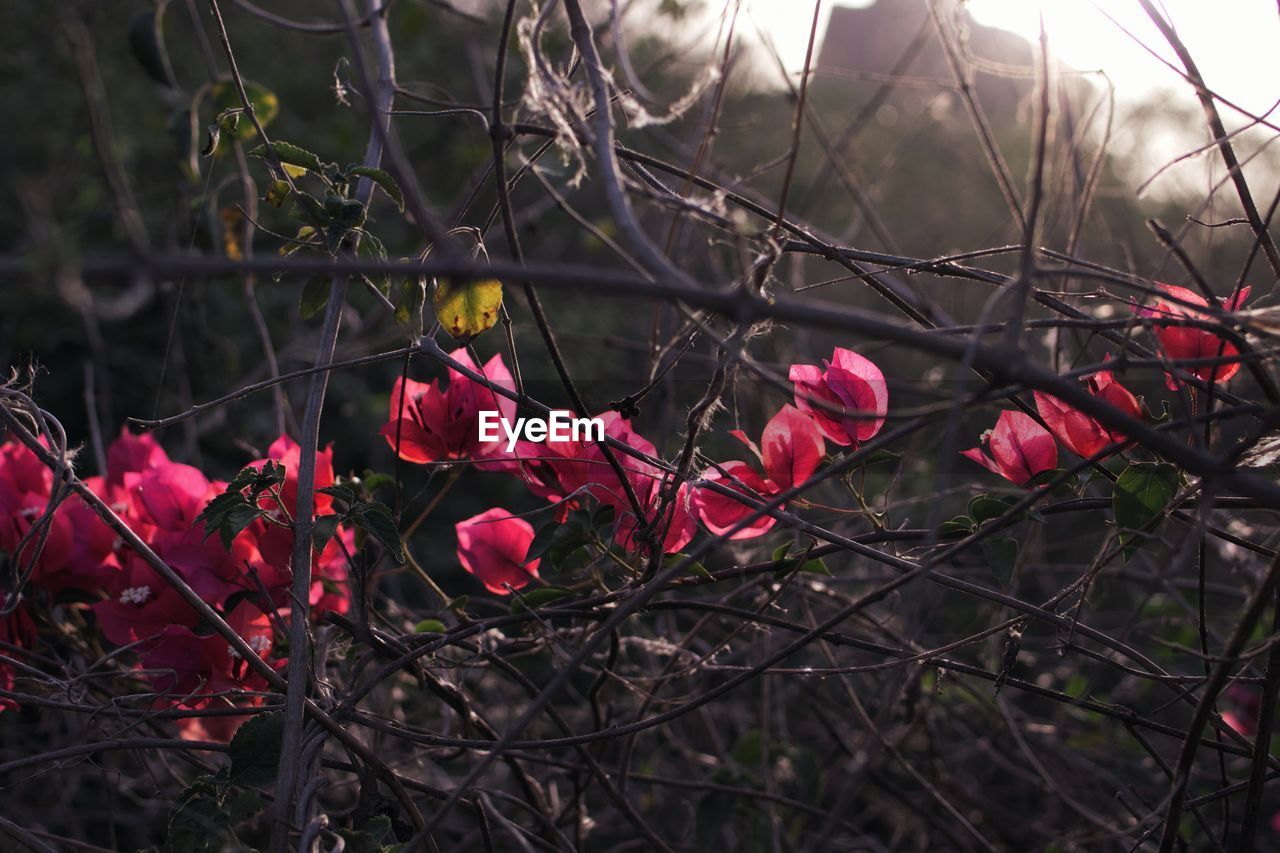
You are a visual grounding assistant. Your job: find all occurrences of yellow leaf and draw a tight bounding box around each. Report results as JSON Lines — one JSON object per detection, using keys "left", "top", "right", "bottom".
{"left": 220, "top": 206, "right": 244, "bottom": 260}
{"left": 282, "top": 163, "right": 307, "bottom": 179}
{"left": 279, "top": 225, "right": 316, "bottom": 257}
{"left": 433, "top": 278, "right": 503, "bottom": 341}
{"left": 265, "top": 179, "right": 291, "bottom": 207}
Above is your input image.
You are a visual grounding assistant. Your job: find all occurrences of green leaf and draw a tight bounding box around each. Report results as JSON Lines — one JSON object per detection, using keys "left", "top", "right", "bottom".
{"left": 592, "top": 503, "right": 617, "bottom": 529}
{"left": 393, "top": 278, "right": 426, "bottom": 328}
{"left": 224, "top": 788, "right": 262, "bottom": 824}
{"left": 670, "top": 552, "right": 712, "bottom": 580}
{"left": 770, "top": 543, "right": 830, "bottom": 577}
{"left": 982, "top": 538, "right": 1018, "bottom": 586}
{"left": 939, "top": 515, "right": 974, "bottom": 536}
{"left": 337, "top": 198, "right": 367, "bottom": 227}
{"left": 968, "top": 494, "right": 1015, "bottom": 525}
{"left": 227, "top": 712, "right": 284, "bottom": 787}
{"left": 433, "top": 278, "right": 503, "bottom": 342}
{"left": 319, "top": 484, "right": 358, "bottom": 506}
{"left": 300, "top": 276, "right": 332, "bottom": 320}
{"left": 292, "top": 192, "right": 330, "bottom": 227}
{"left": 337, "top": 815, "right": 396, "bottom": 853}
{"left": 352, "top": 501, "right": 405, "bottom": 563}
{"left": 861, "top": 449, "right": 902, "bottom": 468}
{"left": 211, "top": 80, "right": 278, "bottom": 141}
{"left": 361, "top": 471, "right": 396, "bottom": 494}
{"left": 167, "top": 788, "right": 236, "bottom": 853}
{"left": 523, "top": 518, "right": 591, "bottom": 569}
{"left": 128, "top": 7, "right": 177, "bottom": 88}
{"left": 523, "top": 521, "right": 562, "bottom": 566}
{"left": 969, "top": 493, "right": 1042, "bottom": 525}
{"left": 413, "top": 619, "right": 446, "bottom": 634}
{"left": 196, "top": 493, "right": 267, "bottom": 551}
{"left": 249, "top": 140, "right": 325, "bottom": 174}
{"left": 510, "top": 586, "right": 577, "bottom": 613}
{"left": 227, "top": 459, "right": 286, "bottom": 494}
{"left": 347, "top": 166, "right": 405, "bottom": 211}
{"left": 312, "top": 514, "right": 341, "bottom": 551}
{"left": 1027, "top": 466, "right": 1077, "bottom": 497}
{"left": 1113, "top": 462, "right": 1179, "bottom": 560}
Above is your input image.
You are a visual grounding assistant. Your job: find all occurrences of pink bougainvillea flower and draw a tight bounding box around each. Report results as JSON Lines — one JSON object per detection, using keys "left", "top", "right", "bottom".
{"left": 1, "top": 430, "right": 171, "bottom": 596}
{"left": 137, "top": 600, "right": 274, "bottom": 705}
{"left": 1033, "top": 360, "right": 1142, "bottom": 460}
{"left": 92, "top": 551, "right": 200, "bottom": 645}
{"left": 456, "top": 508, "right": 540, "bottom": 595}
{"left": 248, "top": 434, "right": 335, "bottom": 517}
{"left": 513, "top": 411, "right": 650, "bottom": 508}
{"left": 755, "top": 404, "right": 827, "bottom": 491}
{"left": 0, "top": 439, "right": 73, "bottom": 579}
{"left": 1137, "top": 282, "right": 1250, "bottom": 390}
{"left": 504, "top": 411, "right": 696, "bottom": 554}
{"left": 790, "top": 347, "right": 887, "bottom": 447}
{"left": 1221, "top": 685, "right": 1260, "bottom": 738}
{"left": 131, "top": 462, "right": 215, "bottom": 532}
{"left": 695, "top": 462, "right": 779, "bottom": 540}
{"left": 613, "top": 480, "right": 698, "bottom": 555}
{"left": 247, "top": 521, "right": 353, "bottom": 617}
{"left": 694, "top": 405, "right": 825, "bottom": 540}
{"left": 105, "top": 427, "right": 169, "bottom": 489}
{"left": 961, "top": 410, "right": 1058, "bottom": 486}
{"left": 381, "top": 348, "right": 516, "bottom": 464}
{"left": 0, "top": 607, "right": 35, "bottom": 713}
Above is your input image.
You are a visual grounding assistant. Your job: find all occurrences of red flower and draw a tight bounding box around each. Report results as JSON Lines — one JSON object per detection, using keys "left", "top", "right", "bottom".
{"left": 1033, "top": 361, "right": 1142, "bottom": 459}
{"left": 455, "top": 508, "right": 540, "bottom": 595}
{"left": 381, "top": 348, "right": 516, "bottom": 464}
{"left": 961, "top": 410, "right": 1058, "bottom": 486}
{"left": 694, "top": 405, "right": 825, "bottom": 539}
{"left": 790, "top": 347, "right": 887, "bottom": 447}
{"left": 1137, "top": 283, "right": 1250, "bottom": 390}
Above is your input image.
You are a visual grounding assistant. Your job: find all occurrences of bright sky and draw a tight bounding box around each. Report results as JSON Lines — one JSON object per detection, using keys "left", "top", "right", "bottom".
{"left": 740, "top": 0, "right": 1279, "bottom": 196}
{"left": 749, "top": 0, "right": 1279, "bottom": 119}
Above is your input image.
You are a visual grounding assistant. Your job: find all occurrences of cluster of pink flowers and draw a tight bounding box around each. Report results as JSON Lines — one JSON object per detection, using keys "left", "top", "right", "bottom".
{"left": 2, "top": 287, "right": 1240, "bottom": 733}
{"left": 385, "top": 347, "right": 889, "bottom": 594}
{"left": 963, "top": 362, "right": 1144, "bottom": 486}
{"left": 963, "top": 282, "right": 1250, "bottom": 487}
{"left": 0, "top": 431, "right": 350, "bottom": 739}
{"left": 963, "top": 283, "right": 1249, "bottom": 486}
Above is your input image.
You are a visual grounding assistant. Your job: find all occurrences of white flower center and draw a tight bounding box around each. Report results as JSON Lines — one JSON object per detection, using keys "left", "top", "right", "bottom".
{"left": 229, "top": 635, "right": 271, "bottom": 658}
{"left": 118, "top": 585, "right": 152, "bottom": 605}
